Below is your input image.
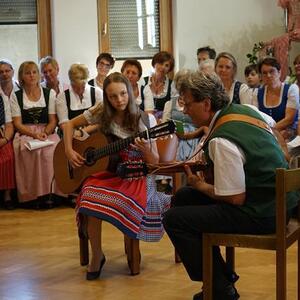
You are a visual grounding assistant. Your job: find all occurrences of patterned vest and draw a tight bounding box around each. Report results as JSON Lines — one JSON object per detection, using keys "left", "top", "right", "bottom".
{"left": 141, "top": 76, "right": 172, "bottom": 111}
{"left": 232, "top": 81, "right": 241, "bottom": 104}
{"left": 15, "top": 88, "right": 50, "bottom": 124}
{"left": 64, "top": 87, "right": 96, "bottom": 120}
{"left": 257, "top": 84, "right": 298, "bottom": 128}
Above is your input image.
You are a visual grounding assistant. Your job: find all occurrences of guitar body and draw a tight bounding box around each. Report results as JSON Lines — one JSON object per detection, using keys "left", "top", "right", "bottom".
{"left": 53, "top": 120, "right": 176, "bottom": 194}
{"left": 53, "top": 132, "right": 109, "bottom": 194}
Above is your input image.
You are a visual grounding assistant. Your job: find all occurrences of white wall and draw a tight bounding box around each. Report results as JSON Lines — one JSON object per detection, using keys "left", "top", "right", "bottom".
{"left": 173, "top": 0, "right": 300, "bottom": 79}
{"left": 51, "top": 0, "right": 300, "bottom": 83}
{"left": 51, "top": 0, "right": 99, "bottom": 83}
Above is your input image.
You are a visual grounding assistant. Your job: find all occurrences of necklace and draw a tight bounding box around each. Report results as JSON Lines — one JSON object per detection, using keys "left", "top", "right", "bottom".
{"left": 151, "top": 75, "right": 165, "bottom": 95}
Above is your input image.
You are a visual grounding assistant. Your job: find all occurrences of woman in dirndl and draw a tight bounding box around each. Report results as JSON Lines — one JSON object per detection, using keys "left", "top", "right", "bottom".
{"left": 63, "top": 72, "right": 171, "bottom": 280}
{"left": 10, "top": 61, "right": 60, "bottom": 207}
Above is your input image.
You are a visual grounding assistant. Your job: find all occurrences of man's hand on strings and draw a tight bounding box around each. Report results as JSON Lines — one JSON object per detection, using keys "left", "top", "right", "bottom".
{"left": 184, "top": 164, "right": 206, "bottom": 189}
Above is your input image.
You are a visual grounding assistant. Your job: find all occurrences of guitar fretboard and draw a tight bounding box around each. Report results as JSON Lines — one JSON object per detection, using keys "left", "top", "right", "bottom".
{"left": 85, "top": 120, "right": 175, "bottom": 164}
{"left": 87, "top": 130, "right": 149, "bottom": 162}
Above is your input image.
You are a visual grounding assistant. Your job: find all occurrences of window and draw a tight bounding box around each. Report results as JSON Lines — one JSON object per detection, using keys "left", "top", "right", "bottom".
{"left": 108, "top": 0, "right": 159, "bottom": 59}
{"left": 98, "top": 0, "right": 173, "bottom": 60}
{"left": 0, "top": 0, "right": 52, "bottom": 71}
{"left": 0, "top": 0, "right": 37, "bottom": 24}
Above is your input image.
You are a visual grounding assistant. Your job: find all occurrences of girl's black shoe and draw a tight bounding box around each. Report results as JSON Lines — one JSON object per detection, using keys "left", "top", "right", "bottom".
{"left": 86, "top": 255, "right": 106, "bottom": 280}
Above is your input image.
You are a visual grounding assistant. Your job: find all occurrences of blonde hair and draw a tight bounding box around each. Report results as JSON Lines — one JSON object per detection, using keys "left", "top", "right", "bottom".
{"left": 215, "top": 52, "right": 237, "bottom": 78}
{"left": 68, "top": 63, "right": 89, "bottom": 84}
{"left": 18, "top": 61, "right": 40, "bottom": 88}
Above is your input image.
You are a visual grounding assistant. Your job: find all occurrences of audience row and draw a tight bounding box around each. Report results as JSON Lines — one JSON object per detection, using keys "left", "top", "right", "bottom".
{"left": 1, "top": 48, "right": 300, "bottom": 210}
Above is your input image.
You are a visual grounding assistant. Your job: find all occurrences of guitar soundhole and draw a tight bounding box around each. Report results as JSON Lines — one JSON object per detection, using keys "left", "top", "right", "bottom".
{"left": 84, "top": 148, "right": 96, "bottom": 166}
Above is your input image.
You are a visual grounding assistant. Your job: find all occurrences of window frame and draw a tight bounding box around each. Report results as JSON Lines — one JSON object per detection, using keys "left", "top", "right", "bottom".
{"left": 0, "top": 0, "right": 52, "bottom": 59}
{"left": 97, "top": 0, "right": 173, "bottom": 58}
{"left": 37, "top": 0, "right": 52, "bottom": 59}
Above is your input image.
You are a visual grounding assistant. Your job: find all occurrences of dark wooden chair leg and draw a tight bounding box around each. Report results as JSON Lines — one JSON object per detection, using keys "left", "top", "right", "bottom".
{"left": 203, "top": 234, "right": 213, "bottom": 300}
{"left": 225, "top": 246, "right": 235, "bottom": 272}
{"left": 124, "top": 235, "right": 140, "bottom": 275}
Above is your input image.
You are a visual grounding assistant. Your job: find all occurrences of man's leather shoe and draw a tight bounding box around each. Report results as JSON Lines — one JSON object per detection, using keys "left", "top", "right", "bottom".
{"left": 193, "top": 284, "right": 240, "bottom": 300}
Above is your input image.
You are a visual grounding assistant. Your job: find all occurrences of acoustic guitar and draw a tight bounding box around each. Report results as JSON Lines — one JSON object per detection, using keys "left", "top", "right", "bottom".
{"left": 53, "top": 120, "right": 176, "bottom": 194}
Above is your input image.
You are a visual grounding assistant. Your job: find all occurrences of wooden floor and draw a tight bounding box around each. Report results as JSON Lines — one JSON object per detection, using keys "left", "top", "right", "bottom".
{"left": 0, "top": 207, "right": 297, "bottom": 300}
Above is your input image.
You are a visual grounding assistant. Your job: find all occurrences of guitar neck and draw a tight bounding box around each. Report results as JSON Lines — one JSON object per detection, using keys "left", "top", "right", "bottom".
{"left": 148, "top": 162, "right": 207, "bottom": 174}
{"left": 87, "top": 120, "right": 175, "bottom": 163}
{"left": 92, "top": 130, "right": 149, "bottom": 161}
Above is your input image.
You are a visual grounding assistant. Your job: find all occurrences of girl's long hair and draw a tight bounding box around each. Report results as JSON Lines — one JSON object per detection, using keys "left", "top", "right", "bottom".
{"left": 100, "top": 72, "right": 141, "bottom": 134}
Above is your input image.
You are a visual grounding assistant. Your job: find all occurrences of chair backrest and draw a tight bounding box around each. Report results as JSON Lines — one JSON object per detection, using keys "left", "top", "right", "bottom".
{"left": 276, "top": 168, "right": 300, "bottom": 248}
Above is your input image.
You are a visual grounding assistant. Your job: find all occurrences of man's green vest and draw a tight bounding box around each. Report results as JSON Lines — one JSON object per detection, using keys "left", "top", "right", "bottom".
{"left": 203, "top": 104, "right": 298, "bottom": 218}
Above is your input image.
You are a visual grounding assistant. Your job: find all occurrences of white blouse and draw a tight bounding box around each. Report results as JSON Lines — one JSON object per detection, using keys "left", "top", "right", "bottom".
{"left": 136, "top": 81, "right": 154, "bottom": 111}
{"left": 10, "top": 87, "right": 56, "bottom": 117}
{"left": 84, "top": 103, "right": 156, "bottom": 135}
{"left": 56, "top": 84, "right": 103, "bottom": 125}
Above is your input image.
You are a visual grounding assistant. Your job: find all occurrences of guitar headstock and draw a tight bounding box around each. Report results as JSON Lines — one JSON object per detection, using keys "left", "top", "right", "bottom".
{"left": 148, "top": 120, "right": 176, "bottom": 139}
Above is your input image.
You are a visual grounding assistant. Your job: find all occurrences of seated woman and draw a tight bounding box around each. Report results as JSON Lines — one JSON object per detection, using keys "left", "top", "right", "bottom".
{"left": 121, "top": 59, "right": 154, "bottom": 113}
{"left": 142, "top": 51, "right": 177, "bottom": 120}
{"left": 63, "top": 72, "right": 171, "bottom": 280}
{"left": 252, "top": 57, "right": 299, "bottom": 141}
{"left": 56, "top": 63, "right": 103, "bottom": 137}
{"left": 0, "top": 95, "right": 16, "bottom": 209}
{"left": 88, "top": 53, "right": 115, "bottom": 90}
{"left": 215, "top": 52, "right": 253, "bottom": 104}
{"left": 40, "top": 56, "right": 68, "bottom": 96}
{"left": 11, "top": 61, "right": 60, "bottom": 208}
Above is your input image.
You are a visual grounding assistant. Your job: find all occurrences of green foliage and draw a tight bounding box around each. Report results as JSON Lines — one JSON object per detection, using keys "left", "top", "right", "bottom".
{"left": 246, "top": 42, "right": 264, "bottom": 64}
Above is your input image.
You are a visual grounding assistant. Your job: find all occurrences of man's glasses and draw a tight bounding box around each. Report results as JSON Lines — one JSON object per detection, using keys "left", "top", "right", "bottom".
{"left": 183, "top": 100, "right": 195, "bottom": 109}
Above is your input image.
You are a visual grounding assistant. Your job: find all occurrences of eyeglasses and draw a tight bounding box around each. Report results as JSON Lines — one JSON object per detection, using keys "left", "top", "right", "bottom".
{"left": 183, "top": 100, "right": 195, "bottom": 109}
{"left": 98, "top": 61, "right": 111, "bottom": 69}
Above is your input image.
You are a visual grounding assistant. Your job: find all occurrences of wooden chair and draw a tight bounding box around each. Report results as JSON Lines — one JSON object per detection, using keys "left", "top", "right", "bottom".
{"left": 79, "top": 134, "right": 181, "bottom": 275}
{"left": 202, "top": 167, "right": 300, "bottom": 300}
